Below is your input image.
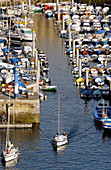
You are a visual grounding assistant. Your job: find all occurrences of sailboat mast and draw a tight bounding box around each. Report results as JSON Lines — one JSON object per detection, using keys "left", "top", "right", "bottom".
{"left": 58, "top": 93, "right": 60, "bottom": 134}
{"left": 7, "top": 92, "right": 10, "bottom": 144}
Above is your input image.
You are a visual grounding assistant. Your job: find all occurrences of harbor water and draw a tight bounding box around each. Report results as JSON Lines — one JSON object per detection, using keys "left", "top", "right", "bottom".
{"left": 0, "top": 13, "right": 111, "bottom": 169}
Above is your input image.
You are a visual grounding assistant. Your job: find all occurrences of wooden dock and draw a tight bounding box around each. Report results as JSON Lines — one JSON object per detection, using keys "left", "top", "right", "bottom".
{"left": 0, "top": 123, "right": 32, "bottom": 128}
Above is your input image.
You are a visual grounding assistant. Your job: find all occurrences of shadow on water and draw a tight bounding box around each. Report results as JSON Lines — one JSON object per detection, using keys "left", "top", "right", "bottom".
{"left": 93, "top": 120, "right": 103, "bottom": 130}
{"left": 102, "top": 130, "right": 111, "bottom": 141}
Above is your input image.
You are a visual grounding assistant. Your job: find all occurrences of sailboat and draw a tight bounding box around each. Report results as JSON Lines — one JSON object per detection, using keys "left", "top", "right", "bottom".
{"left": 51, "top": 94, "right": 68, "bottom": 147}
{"left": 1, "top": 91, "right": 19, "bottom": 162}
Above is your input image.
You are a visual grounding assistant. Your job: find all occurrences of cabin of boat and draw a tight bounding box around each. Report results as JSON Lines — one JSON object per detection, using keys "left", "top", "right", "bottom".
{"left": 51, "top": 132, "right": 68, "bottom": 147}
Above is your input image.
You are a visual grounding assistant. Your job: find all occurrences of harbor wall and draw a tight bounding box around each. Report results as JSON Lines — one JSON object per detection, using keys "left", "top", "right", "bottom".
{"left": 0, "top": 97, "right": 40, "bottom": 124}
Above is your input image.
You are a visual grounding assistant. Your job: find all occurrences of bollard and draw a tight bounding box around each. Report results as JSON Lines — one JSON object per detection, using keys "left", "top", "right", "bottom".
{"left": 69, "top": 30, "right": 71, "bottom": 49}
{"left": 76, "top": 48, "right": 79, "bottom": 67}
{"left": 62, "top": 15, "right": 65, "bottom": 30}
{"left": 73, "top": 39, "right": 75, "bottom": 58}
{"left": 79, "top": 59, "right": 81, "bottom": 78}
{"left": 71, "top": 0, "right": 73, "bottom": 8}
{"left": 32, "top": 31, "right": 35, "bottom": 58}
{"left": 21, "top": 1, "right": 24, "bottom": 15}
{"left": 86, "top": 70, "right": 89, "bottom": 87}
{"left": 37, "top": 60, "right": 40, "bottom": 81}
{"left": 68, "top": 21, "right": 71, "bottom": 31}
{"left": 104, "top": 60, "right": 107, "bottom": 67}
{"left": 25, "top": 16, "right": 27, "bottom": 27}
{"left": 1, "top": 0, "right": 2, "bottom": 8}
{"left": 29, "top": 0, "right": 31, "bottom": 10}
{"left": 14, "top": 67, "right": 19, "bottom": 99}
{"left": 56, "top": 0, "right": 59, "bottom": 11}
{"left": 7, "top": 29, "right": 10, "bottom": 63}
{"left": 36, "top": 71, "right": 39, "bottom": 92}
{"left": 58, "top": 5, "right": 60, "bottom": 21}
{"left": 35, "top": 50, "right": 38, "bottom": 70}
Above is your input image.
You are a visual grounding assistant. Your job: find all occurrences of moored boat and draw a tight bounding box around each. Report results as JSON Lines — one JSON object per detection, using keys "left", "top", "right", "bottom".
{"left": 45, "top": 10, "right": 53, "bottom": 18}
{"left": 93, "top": 101, "right": 111, "bottom": 125}
{"left": 40, "top": 85, "right": 57, "bottom": 91}
{"left": 103, "top": 118, "right": 111, "bottom": 132}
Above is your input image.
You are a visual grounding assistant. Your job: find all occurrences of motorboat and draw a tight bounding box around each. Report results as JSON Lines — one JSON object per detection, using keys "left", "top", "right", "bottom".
{"left": 93, "top": 89, "right": 102, "bottom": 99}
{"left": 95, "top": 77, "right": 104, "bottom": 86}
{"left": 102, "top": 118, "right": 111, "bottom": 131}
{"left": 93, "top": 101, "right": 111, "bottom": 125}
{"left": 45, "top": 10, "right": 53, "bottom": 18}
{"left": 80, "top": 87, "right": 92, "bottom": 99}
{"left": 40, "top": 85, "right": 57, "bottom": 91}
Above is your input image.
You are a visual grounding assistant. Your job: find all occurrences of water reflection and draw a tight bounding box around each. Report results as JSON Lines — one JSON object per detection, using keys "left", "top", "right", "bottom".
{"left": 102, "top": 130, "right": 111, "bottom": 141}
{"left": 53, "top": 144, "right": 68, "bottom": 154}
{"left": 84, "top": 100, "right": 89, "bottom": 111}
{"left": 93, "top": 120, "right": 103, "bottom": 130}
{"left": 1, "top": 157, "right": 18, "bottom": 169}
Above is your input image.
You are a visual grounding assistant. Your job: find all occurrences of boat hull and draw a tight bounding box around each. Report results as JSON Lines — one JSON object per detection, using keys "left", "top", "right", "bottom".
{"left": 51, "top": 139, "right": 68, "bottom": 147}
{"left": 40, "top": 86, "right": 57, "bottom": 91}
{"left": 103, "top": 119, "right": 111, "bottom": 131}
{"left": 93, "top": 103, "right": 111, "bottom": 125}
{"left": 51, "top": 134, "right": 68, "bottom": 147}
{"left": 2, "top": 148, "right": 18, "bottom": 162}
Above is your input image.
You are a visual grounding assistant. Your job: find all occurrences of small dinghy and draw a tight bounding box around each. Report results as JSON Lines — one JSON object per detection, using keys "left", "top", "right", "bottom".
{"left": 45, "top": 10, "right": 53, "bottom": 18}
{"left": 40, "top": 85, "right": 57, "bottom": 91}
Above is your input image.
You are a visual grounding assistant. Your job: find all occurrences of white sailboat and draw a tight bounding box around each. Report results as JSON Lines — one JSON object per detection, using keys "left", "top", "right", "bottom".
{"left": 51, "top": 94, "right": 68, "bottom": 147}
{"left": 2, "top": 91, "right": 19, "bottom": 162}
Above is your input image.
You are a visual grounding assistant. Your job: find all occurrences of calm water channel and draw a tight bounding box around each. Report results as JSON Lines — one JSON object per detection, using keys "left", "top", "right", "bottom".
{"left": 0, "top": 13, "right": 111, "bottom": 170}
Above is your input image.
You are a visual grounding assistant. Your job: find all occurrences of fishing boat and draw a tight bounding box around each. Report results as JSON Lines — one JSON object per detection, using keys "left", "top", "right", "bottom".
{"left": 51, "top": 94, "right": 68, "bottom": 147}
{"left": 40, "top": 85, "right": 57, "bottom": 91}
{"left": 102, "top": 117, "right": 111, "bottom": 132}
{"left": 1, "top": 91, "right": 19, "bottom": 162}
{"left": 93, "top": 101, "right": 111, "bottom": 125}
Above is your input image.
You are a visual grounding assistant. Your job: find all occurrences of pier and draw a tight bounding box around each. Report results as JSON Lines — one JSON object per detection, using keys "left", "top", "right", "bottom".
{"left": 0, "top": 91, "right": 40, "bottom": 126}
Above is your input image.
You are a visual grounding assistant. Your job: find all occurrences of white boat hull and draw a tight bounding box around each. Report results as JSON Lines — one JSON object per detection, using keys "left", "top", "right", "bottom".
{"left": 3, "top": 148, "right": 18, "bottom": 162}
{"left": 51, "top": 139, "right": 68, "bottom": 147}
{"left": 51, "top": 134, "right": 68, "bottom": 147}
